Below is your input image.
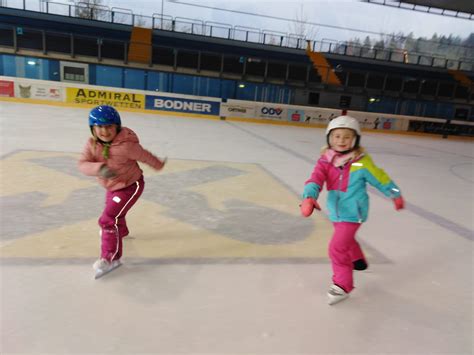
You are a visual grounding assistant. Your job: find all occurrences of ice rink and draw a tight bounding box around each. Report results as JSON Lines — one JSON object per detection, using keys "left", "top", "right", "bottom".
{"left": 1, "top": 101, "right": 473, "bottom": 354}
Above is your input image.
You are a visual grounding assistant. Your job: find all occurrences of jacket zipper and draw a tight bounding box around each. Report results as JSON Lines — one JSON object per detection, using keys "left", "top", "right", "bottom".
{"left": 336, "top": 168, "right": 344, "bottom": 219}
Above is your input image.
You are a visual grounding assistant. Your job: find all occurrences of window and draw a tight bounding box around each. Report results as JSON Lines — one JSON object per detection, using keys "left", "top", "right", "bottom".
{"left": 200, "top": 53, "right": 221, "bottom": 71}
{"left": 403, "top": 79, "right": 420, "bottom": 94}
{"left": 420, "top": 80, "right": 437, "bottom": 96}
{"left": 340, "top": 95, "right": 351, "bottom": 108}
{"left": 288, "top": 64, "right": 307, "bottom": 81}
{"left": 347, "top": 72, "right": 365, "bottom": 87}
{"left": 308, "top": 92, "right": 319, "bottom": 105}
{"left": 454, "top": 85, "right": 469, "bottom": 99}
{"left": 438, "top": 82, "right": 454, "bottom": 97}
{"left": 223, "top": 56, "right": 243, "bottom": 74}
{"left": 246, "top": 59, "right": 266, "bottom": 77}
{"left": 60, "top": 61, "right": 89, "bottom": 83}
{"left": 366, "top": 73, "right": 384, "bottom": 90}
{"left": 385, "top": 76, "right": 402, "bottom": 91}
{"left": 454, "top": 108, "right": 469, "bottom": 120}
{"left": 177, "top": 50, "right": 199, "bottom": 69}
{"left": 267, "top": 62, "right": 287, "bottom": 79}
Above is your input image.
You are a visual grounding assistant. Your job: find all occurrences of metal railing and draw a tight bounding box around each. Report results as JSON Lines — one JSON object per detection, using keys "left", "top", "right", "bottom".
{"left": 2, "top": 21, "right": 472, "bottom": 100}
{"left": 2, "top": 0, "right": 473, "bottom": 71}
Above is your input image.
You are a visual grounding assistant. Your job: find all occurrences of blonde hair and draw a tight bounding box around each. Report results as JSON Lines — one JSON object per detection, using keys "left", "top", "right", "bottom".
{"left": 90, "top": 134, "right": 111, "bottom": 159}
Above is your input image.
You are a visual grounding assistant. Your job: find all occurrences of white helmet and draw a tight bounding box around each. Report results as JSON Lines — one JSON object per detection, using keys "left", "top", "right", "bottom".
{"left": 326, "top": 115, "right": 361, "bottom": 150}
{"left": 326, "top": 115, "right": 361, "bottom": 135}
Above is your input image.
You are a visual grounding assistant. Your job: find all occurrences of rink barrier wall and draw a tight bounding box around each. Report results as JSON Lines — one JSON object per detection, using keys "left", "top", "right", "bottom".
{"left": 1, "top": 76, "right": 473, "bottom": 138}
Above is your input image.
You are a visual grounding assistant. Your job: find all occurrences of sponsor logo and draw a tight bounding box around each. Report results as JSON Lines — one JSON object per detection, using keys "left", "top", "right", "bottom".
{"left": 67, "top": 88, "right": 144, "bottom": 108}
{"left": 288, "top": 109, "right": 304, "bottom": 122}
{"left": 383, "top": 121, "right": 392, "bottom": 129}
{"left": 0, "top": 80, "right": 14, "bottom": 97}
{"left": 261, "top": 107, "right": 283, "bottom": 116}
{"left": 75, "top": 89, "right": 141, "bottom": 102}
{"left": 15, "top": 84, "right": 62, "bottom": 100}
{"left": 153, "top": 98, "right": 211, "bottom": 113}
{"left": 19, "top": 85, "right": 31, "bottom": 98}
{"left": 146, "top": 96, "right": 220, "bottom": 115}
{"left": 49, "top": 88, "right": 61, "bottom": 98}
{"left": 291, "top": 112, "right": 301, "bottom": 121}
{"left": 228, "top": 107, "right": 247, "bottom": 113}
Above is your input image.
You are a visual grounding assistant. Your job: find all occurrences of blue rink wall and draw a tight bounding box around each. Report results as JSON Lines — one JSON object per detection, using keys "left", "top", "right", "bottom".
{"left": 1, "top": 53, "right": 467, "bottom": 120}
{"left": 0, "top": 53, "right": 292, "bottom": 104}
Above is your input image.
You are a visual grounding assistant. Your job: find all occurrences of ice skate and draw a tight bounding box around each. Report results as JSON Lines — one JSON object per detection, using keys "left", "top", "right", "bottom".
{"left": 353, "top": 258, "right": 368, "bottom": 271}
{"left": 327, "top": 284, "right": 349, "bottom": 305}
{"left": 93, "top": 258, "right": 122, "bottom": 279}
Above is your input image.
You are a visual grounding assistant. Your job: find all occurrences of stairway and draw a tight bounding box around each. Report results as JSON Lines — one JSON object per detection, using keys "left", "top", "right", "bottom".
{"left": 448, "top": 69, "right": 473, "bottom": 88}
{"left": 128, "top": 27, "right": 152, "bottom": 64}
{"left": 306, "top": 44, "right": 342, "bottom": 86}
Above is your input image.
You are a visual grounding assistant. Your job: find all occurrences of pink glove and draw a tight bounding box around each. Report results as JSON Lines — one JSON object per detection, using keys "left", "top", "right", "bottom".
{"left": 393, "top": 196, "right": 404, "bottom": 211}
{"left": 300, "top": 198, "right": 321, "bottom": 217}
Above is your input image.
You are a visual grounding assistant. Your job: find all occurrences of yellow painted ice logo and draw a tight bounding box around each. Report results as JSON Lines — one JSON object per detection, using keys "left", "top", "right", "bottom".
{"left": 0, "top": 151, "right": 333, "bottom": 262}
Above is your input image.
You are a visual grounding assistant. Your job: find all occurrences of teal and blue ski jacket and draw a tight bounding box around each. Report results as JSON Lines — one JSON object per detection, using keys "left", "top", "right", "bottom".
{"left": 303, "top": 150, "right": 401, "bottom": 223}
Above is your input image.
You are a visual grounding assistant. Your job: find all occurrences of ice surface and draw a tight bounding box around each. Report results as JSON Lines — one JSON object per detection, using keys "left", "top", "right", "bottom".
{"left": 0, "top": 101, "right": 472, "bottom": 354}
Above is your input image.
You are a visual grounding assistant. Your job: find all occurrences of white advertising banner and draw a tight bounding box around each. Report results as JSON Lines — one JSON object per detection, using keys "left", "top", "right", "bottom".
{"left": 302, "top": 109, "right": 341, "bottom": 125}
{"left": 15, "top": 83, "right": 63, "bottom": 101}
{"left": 349, "top": 112, "right": 410, "bottom": 131}
{"left": 220, "top": 102, "right": 256, "bottom": 118}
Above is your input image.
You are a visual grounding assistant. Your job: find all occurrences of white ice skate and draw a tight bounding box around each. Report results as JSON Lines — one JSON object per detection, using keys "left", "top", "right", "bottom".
{"left": 93, "top": 258, "right": 122, "bottom": 279}
{"left": 327, "top": 284, "right": 349, "bottom": 305}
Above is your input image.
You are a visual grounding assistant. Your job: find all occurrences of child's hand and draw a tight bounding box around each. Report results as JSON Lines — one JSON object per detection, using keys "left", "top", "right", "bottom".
{"left": 300, "top": 198, "right": 321, "bottom": 217}
{"left": 99, "top": 165, "right": 117, "bottom": 179}
{"left": 157, "top": 157, "right": 167, "bottom": 170}
{"left": 393, "top": 196, "right": 404, "bottom": 211}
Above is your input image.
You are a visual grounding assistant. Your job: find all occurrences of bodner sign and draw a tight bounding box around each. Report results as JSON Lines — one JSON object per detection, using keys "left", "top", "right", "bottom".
{"left": 146, "top": 95, "right": 220, "bottom": 116}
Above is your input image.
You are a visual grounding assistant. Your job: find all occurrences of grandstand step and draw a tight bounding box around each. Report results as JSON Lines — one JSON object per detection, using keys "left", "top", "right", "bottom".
{"left": 128, "top": 27, "right": 152, "bottom": 64}
{"left": 306, "top": 49, "right": 342, "bottom": 86}
{"left": 448, "top": 69, "right": 472, "bottom": 88}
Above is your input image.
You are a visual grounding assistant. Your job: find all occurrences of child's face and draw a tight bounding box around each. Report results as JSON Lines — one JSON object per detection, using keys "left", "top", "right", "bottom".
{"left": 93, "top": 124, "right": 118, "bottom": 142}
{"left": 329, "top": 128, "right": 356, "bottom": 152}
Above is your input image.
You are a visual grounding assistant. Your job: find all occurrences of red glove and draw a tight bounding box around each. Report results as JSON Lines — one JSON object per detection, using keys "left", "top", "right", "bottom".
{"left": 393, "top": 196, "right": 404, "bottom": 211}
{"left": 300, "top": 198, "right": 321, "bottom": 217}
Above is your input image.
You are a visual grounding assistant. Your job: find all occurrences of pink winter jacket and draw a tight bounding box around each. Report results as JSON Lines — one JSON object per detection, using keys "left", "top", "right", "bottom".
{"left": 78, "top": 127, "right": 164, "bottom": 191}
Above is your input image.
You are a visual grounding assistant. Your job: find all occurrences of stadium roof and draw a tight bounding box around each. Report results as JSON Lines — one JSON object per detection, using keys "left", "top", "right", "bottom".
{"left": 362, "top": 0, "right": 473, "bottom": 19}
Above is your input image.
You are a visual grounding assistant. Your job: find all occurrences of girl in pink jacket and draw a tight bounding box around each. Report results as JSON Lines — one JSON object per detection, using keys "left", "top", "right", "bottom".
{"left": 78, "top": 105, "right": 166, "bottom": 279}
{"left": 301, "top": 115, "right": 404, "bottom": 305}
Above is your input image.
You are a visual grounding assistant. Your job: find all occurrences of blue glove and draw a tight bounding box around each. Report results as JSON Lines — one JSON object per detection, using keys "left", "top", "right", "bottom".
{"left": 302, "top": 182, "right": 318, "bottom": 199}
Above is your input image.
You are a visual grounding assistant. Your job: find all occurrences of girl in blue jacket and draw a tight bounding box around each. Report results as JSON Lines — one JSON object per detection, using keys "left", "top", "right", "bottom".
{"left": 301, "top": 115, "right": 404, "bottom": 305}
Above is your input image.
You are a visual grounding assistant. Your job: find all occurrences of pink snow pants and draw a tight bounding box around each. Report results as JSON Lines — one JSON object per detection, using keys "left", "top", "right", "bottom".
{"left": 99, "top": 176, "right": 144, "bottom": 261}
{"left": 329, "top": 222, "right": 365, "bottom": 293}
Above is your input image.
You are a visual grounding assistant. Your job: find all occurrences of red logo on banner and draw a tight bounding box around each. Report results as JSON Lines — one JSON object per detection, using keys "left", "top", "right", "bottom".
{"left": 0, "top": 80, "right": 14, "bottom": 97}
{"left": 291, "top": 112, "right": 301, "bottom": 121}
{"left": 383, "top": 121, "right": 392, "bottom": 129}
